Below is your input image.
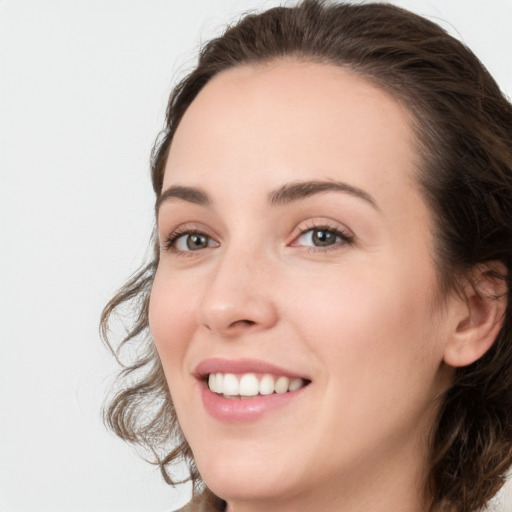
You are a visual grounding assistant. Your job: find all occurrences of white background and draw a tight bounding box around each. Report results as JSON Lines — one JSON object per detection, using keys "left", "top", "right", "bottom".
{"left": 1, "top": 1, "right": 512, "bottom": 511}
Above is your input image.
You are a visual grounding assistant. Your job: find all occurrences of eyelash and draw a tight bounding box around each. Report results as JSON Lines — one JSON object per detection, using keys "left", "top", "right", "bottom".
{"left": 163, "top": 226, "right": 213, "bottom": 254}
{"left": 162, "top": 223, "right": 354, "bottom": 255}
{"left": 294, "top": 223, "right": 354, "bottom": 252}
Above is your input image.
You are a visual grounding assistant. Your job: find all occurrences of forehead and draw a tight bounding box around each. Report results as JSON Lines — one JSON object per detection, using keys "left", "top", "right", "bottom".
{"left": 163, "top": 60, "right": 423, "bottom": 218}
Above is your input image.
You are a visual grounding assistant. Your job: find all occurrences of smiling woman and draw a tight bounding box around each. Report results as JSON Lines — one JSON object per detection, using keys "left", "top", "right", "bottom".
{"left": 101, "top": 1, "right": 512, "bottom": 512}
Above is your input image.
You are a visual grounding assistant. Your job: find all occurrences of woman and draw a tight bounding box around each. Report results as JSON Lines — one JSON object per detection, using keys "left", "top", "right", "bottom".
{"left": 101, "top": 1, "right": 512, "bottom": 511}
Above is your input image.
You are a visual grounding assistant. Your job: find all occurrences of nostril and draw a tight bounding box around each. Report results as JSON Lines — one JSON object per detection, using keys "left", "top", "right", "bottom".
{"left": 198, "top": 294, "right": 278, "bottom": 335}
{"left": 232, "top": 319, "right": 256, "bottom": 328}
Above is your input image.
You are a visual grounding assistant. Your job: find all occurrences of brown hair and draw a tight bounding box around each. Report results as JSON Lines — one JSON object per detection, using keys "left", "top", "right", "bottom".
{"left": 101, "top": 2, "right": 512, "bottom": 511}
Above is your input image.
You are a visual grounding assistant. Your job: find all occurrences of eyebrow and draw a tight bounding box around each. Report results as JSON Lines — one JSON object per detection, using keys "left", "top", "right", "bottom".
{"left": 268, "top": 180, "right": 379, "bottom": 210}
{"left": 155, "top": 185, "right": 210, "bottom": 212}
{"left": 156, "top": 179, "right": 379, "bottom": 212}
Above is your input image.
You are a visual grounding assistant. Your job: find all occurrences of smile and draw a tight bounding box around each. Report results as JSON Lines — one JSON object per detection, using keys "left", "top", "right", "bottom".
{"left": 195, "top": 358, "right": 311, "bottom": 422}
{"left": 208, "top": 372, "right": 307, "bottom": 398}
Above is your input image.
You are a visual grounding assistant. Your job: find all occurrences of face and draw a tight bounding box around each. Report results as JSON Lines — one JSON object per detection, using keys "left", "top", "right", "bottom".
{"left": 150, "top": 61, "right": 454, "bottom": 511}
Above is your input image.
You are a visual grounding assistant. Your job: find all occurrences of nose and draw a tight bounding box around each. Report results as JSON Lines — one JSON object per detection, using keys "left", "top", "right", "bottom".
{"left": 196, "top": 247, "right": 279, "bottom": 338}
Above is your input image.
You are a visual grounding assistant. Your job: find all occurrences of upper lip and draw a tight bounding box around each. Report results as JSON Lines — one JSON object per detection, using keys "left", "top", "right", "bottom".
{"left": 194, "top": 357, "right": 310, "bottom": 380}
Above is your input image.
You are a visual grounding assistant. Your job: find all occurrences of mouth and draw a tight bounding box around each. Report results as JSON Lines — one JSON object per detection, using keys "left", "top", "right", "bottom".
{"left": 195, "top": 358, "right": 311, "bottom": 421}
{"left": 206, "top": 372, "right": 310, "bottom": 399}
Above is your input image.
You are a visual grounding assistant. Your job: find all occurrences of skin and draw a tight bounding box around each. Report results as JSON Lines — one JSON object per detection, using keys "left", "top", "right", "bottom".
{"left": 149, "top": 60, "right": 470, "bottom": 512}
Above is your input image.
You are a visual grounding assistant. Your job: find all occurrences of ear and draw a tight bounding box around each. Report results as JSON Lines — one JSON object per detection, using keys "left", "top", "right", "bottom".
{"left": 443, "top": 261, "right": 508, "bottom": 368}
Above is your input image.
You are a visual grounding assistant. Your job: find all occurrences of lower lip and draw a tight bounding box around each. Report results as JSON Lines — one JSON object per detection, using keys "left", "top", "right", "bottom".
{"left": 199, "top": 381, "right": 308, "bottom": 423}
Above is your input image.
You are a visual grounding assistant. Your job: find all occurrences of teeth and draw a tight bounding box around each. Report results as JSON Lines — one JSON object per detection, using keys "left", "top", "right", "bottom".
{"left": 223, "top": 373, "right": 239, "bottom": 395}
{"left": 259, "top": 374, "right": 275, "bottom": 395}
{"left": 239, "top": 374, "right": 259, "bottom": 396}
{"left": 275, "top": 376, "right": 290, "bottom": 394}
{"left": 215, "top": 373, "right": 223, "bottom": 392}
{"left": 208, "top": 373, "right": 216, "bottom": 392}
{"left": 207, "top": 372, "right": 307, "bottom": 397}
{"left": 289, "top": 378, "right": 303, "bottom": 391}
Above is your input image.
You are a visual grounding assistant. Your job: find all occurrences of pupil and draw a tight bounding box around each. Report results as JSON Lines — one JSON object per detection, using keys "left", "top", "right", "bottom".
{"left": 187, "top": 234, "right": 208, "bottom": 250}
{"left": 313, "top": 230, "right": 335, "bottom": 246}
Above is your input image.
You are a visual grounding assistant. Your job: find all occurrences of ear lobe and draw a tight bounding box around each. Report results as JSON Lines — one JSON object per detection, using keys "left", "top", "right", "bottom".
{"left": 443, "top": 262, "right": 508, "bottom": 368}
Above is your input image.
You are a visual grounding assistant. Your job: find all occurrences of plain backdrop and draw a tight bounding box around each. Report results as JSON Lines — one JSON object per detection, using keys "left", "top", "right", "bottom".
{"left": 1, "top": 1, "right": 512, "bottom": 511}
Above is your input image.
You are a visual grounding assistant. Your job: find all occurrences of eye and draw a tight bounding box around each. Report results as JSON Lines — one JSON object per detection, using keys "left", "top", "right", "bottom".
{"left": 293, "top": 226, "right": 353, "bottom": 249}
{"left": 164, "top": 229, "right": 219, "bottom": 253}
{"left": 298, "top": 229, "right": 339, "bottom": 247}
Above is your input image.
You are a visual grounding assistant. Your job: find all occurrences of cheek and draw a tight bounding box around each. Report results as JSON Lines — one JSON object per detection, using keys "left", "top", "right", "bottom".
{"left": 292, "top": 261, "right": 445, "bottom": 445}
{"left": 291, "top": 255, "right": 442, "bottom": 386}
{"left": 148, "top": 268, "right": 199, "bottom": 373}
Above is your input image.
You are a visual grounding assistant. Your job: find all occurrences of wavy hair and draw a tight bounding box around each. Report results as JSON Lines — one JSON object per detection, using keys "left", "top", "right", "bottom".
{"left": 101, "top": 2, "right": 512, "bottom": 511}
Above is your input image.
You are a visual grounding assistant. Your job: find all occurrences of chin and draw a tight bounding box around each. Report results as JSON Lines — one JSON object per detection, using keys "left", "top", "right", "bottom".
{"left": 194, "top": 449, "right": 297, "bottom": 503}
